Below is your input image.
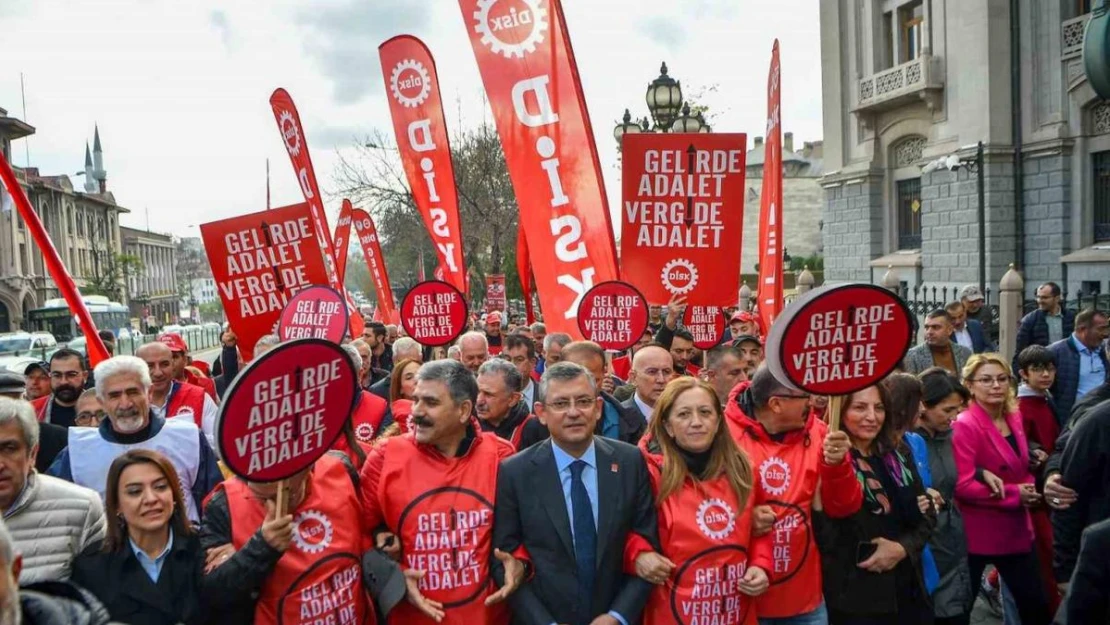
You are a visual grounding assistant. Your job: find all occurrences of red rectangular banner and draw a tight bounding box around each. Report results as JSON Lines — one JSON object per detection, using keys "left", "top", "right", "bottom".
{"left": 620, "top": 133, "right": 747, "bottom": 305}
{"left": 485, "top": 274, "right": 506, "bottom": 314}
{"left": 351, "top": 209, "right": 399, "bottom": 325}
{"left": 756, "top": 40, "right": 784, "bottom": 329}
{"left": 380, "top": 35, "right": 469, "bottom": 295}
{"left": 200, "top": 202, "right": 329, "bottom": 359}
{"left": 457, "top": 0, "right": 619, "bottom": 337}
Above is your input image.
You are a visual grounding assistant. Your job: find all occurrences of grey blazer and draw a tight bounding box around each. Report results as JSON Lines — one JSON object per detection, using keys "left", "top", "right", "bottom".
{"left": 902, "top": 343, "right": 973, "bottom": 378}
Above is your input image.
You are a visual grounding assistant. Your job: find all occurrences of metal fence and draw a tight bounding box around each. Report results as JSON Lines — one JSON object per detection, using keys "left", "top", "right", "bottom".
{"left": 896, "top": 284, "right": 1110, "bottom": 336}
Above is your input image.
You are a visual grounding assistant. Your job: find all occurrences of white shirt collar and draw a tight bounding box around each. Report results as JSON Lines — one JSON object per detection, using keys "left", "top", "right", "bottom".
{"left": 633, "top": 393, "right": 653, "bottom": 421}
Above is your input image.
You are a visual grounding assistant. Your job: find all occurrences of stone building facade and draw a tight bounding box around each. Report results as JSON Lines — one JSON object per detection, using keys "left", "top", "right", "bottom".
{"left": 120, "top": 226, "right": 178, "bottom": 328}
{"left": 0, "top": 108, "right": 128, "bottom": 332}
{"left": 742, "top": 133, "right": 825, "bottom": 274}
{"left": 819, "top": 0, "right": 1110, "bottom": 297}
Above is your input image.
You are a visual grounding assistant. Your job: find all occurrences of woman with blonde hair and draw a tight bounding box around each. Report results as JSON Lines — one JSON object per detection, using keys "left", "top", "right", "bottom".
{"left": 624, "top": 376, "right": 771, "bottom": 625}
{"left": 952, "top": 353, "right": 1050, "bottom": 625}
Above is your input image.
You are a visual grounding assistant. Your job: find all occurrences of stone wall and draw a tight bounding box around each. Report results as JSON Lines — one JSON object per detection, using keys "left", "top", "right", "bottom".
{"left": 742, "top": 176, "right": 824, "bottom": 273}
{"left": 1022, "top": 151, "right": 1071, "bottom": 289}
{"left": 822, "top": 174, "right": 884, "bottom": 282}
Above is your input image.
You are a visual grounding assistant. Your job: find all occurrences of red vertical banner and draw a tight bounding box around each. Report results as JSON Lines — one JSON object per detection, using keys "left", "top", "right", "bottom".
{"left": 379, "top": 35, "right": 469, "bottom": 295}
{"left": 756, "top": 40, "right": 783, "bottom": 329}
{"left": 333, "top": 199, "right": 354, "bottom": 283}
{"left": 269, "top": 88, "right": 342, "bottom": 291}
{"left": 351, "top": 209, "right": 398, "bottom": 325}
{"left": 0, "top": 154, "right": 110, "bottom": 366}
{"left": 517, "top": 227, "right": 535, "bottom": 325}
{"left": 485, "top": 275, "right": 506, "bottom": 313}
{"left": 457, "top": 0, "right": 619, "bottom": 338}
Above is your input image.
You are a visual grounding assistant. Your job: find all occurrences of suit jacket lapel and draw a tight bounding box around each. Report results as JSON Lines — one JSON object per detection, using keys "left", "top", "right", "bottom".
{"left": 117, "top": 551, "right": 176, "bottom": 618}
{"left": 594, "top": 437, "right": 619, "bottom": 569}
{"left": 971, "top": 403, "right": 1019, "bottom": 468}
{"left": 532, "top": 440, "right": 575, "bottom": 559}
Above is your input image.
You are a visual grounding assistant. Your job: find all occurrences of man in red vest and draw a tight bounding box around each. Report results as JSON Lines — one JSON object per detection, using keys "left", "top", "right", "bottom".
{"left": 200, "top": 453, "right": 376, "bottom": 624}
{"left": 158, "top": 333, "right": 217, "bottom": 401}
{"left": 361, "top": 359, "right": 524, "bottom": 624}
{"left": 341, "top": 344, "right": 389, "bottom": 443}
{"left": 136, "top": 342, "right": 217, "bottom": 447}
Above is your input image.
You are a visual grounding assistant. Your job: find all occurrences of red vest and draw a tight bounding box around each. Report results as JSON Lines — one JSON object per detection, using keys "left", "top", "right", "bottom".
{"left": 164, "top": 382, "right": 207, "bottom": 428}
{"left": 184, "top": 370, "right": 217, "bottom": 401}
{"left": 362, "top": 427, "right": 514, "bottom": 625}
{"left": 221, "top": 455, "right": 373, "bottom": 625}
{"left": 611, "top": 355, "right": 631, "bottom": 382}
{"left": 31, "top": 396, "right": 48, "bottom": 422}
{"left": 640, "top": 444, "right": 772, "bottom": 625}
{"left": 352, "top": 391, "right": 388, "bottom": 443}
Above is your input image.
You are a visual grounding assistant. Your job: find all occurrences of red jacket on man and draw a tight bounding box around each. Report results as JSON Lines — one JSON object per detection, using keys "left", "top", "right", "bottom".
{"left": 360, "top": 422, "right": 516, "bottom": 625}
{"left": 184, "top": 369, "right": 217, "bottom": 401}
{"left": 723, "top": 382, "right": 862, "bottom": 619}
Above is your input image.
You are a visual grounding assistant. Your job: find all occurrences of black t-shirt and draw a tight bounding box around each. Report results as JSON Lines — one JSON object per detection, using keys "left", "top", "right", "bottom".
{"left": 46, "top": 400, "right": 77, "bottom": 429}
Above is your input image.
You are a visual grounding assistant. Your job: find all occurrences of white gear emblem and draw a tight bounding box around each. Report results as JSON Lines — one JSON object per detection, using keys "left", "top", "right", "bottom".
{"left": 759, "top": 457, "right": 791, "bottom": 497}
{"left": 279, "top": 110, "right": 301, "bottom": 158}
{"left": 695, "top": 498, "right": 736, "bottom": 541}
{"left": 291, "top": 509, "right": 332, "bottom": 554}
{"left": 390, "top": 59, "right": 431, "bottom": 108}
{"left": 355, "top": 422, "right": 375, "bottom": 443}
{"left": 473, "top": 0, "right": 549, "bottom": 59}
{"left": 660, "top": 258, "right": 699, "bottom": 295}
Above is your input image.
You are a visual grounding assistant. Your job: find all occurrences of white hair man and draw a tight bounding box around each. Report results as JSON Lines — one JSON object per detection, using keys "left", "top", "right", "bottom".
{"left": 458, "top": 331, "right": 490, "bottom": 375}
{"left": 46, "top": 356, "right": 223, "bottom": 523}
{"left": 0, "top": 516, "right": 112, "bottom": 623}
{"left": 368, "top": 337, "right": 423, "bottom": 402}
{"left": 0, "top": 398, "right": 105, "bottom": 584}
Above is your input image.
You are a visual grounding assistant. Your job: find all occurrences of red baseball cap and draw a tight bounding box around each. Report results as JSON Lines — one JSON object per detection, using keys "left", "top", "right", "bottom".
{"left": 729, "top": 311, "right": 756, "bottom": 324}
{"left": 158, "top": 333, "right": 189, "bottom": 353}
{"left": 486, "top": 311, "right": 503, "bottom": 325}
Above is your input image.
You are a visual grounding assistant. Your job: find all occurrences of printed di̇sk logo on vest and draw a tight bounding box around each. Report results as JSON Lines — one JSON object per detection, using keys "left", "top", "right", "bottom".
{"left": 354, "top": 422, "right": 375, "bottom": 443}
{"left": 695, "top": 498, "right": 736, "bottom": 541}
{"left": 759, "top": 456, "right": 790, "bottom": 497}
{"left": 292, "top": 509, "right": 333, "bottom": 554}
{"left": 391, "top": 59, "right": 431, "bottom": 108}
{"left": 669, "top": 545, "right": 753, "bottom": 625}
{"left": 473, "top": 0, "right": 549, "bottom": 58}
{"left": 397, "top": 487, "right": 495, "bottom": 607}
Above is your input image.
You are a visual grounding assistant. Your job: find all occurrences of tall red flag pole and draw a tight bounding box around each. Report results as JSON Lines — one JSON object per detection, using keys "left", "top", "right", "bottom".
{"left": 756, "top": 40, "right": 784, "bottom": 331}
{"left": 0, "top": 153, "right": 110, "bottom": 366}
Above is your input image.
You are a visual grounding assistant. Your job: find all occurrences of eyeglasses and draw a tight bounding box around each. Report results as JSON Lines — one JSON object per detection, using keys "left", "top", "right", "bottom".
{"left": 972, "top": 375, "right": 1012, "bottom": 387}
{"left": 544, "top": 397, "right": 597, "bottom": 412}
{"left": 49, "top": 371, "right": 83, "bottom": 381}
{"left": 75, "top": 411, "right": 106, "bottom": 425}
{"left": 1025, "top": 364, "right": 1056, "bottom": 374}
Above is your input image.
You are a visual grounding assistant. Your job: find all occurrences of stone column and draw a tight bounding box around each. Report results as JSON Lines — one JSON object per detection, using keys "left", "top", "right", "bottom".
{"left": 796, "top": 267, "right": 815, "bottom": 294}
{"left": 738, "top": 282, "right": 752, "bottom": 311}
{"left": 999, "top": 264, "right": 1024, "bottom": 366}
{"left": 881, "top": 265, "right": 900, "bottom": 293}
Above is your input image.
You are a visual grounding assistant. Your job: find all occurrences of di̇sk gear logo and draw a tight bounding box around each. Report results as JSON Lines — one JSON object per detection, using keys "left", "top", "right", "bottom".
{"left": 473, "top": 0, "right": 549, "bottom": 59}
{"left": 291, "top": 509, "right": 333, "bottom": 554}
{"left": 390, "top": 59, "right": 432, "bottom": 108}
{"left": 355, "top": 422, "right": 375, "bottom": 443}
{"left": 695, "top": 498, "right": 736, "bottom": 540}
{"left": 278, "top": 110, "right": 301, "bottom": 158}
{"left": 660, "top": 258, "right": 698, "bottom": 295}
{"left": 759, "top": 456, "right": 791, "bottom": 497}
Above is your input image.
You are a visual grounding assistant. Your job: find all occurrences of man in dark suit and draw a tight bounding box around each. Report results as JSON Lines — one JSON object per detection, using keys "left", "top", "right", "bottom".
{"left": 947, "top": 301, "right": 993, "bottom": 353}
{"left": 494, "top": 362, "right": 659, "bottom": 625}
{"left": 620, "top": 345, "right": 672, "bottom": 424}
{"left": 1016, "top": 281, "right": 1075, "bottom": 359}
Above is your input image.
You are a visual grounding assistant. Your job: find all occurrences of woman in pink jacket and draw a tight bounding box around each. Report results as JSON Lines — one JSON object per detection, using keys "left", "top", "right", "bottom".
{"left": 952, "top": 353, "right": 1051, "bottom": 625}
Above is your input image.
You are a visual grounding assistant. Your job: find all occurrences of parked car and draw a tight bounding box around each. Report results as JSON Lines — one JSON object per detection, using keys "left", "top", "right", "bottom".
{"left": 0, "top": 332, "right": 57, "bottom": 356}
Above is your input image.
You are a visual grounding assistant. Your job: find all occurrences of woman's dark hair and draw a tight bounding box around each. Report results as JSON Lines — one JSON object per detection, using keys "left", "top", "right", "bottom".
{"left": 839, "top": 382, "right": 899, "bottom": 455}
{"left": 389, "top": 358, "right": 421, "bottom": 403}
{"left": 919, "top": 367, "right": 970, "bottom": 407}
{"left": 104, "top": 449, "right": 192, "bottom": 552}
{"left": 880, "top": 373, "right": 923, "bottom": 436}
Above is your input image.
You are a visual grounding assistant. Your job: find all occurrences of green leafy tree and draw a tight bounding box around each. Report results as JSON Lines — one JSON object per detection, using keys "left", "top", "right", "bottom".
{"left": 84, "top": 245, "right": 144, "bottom": 303}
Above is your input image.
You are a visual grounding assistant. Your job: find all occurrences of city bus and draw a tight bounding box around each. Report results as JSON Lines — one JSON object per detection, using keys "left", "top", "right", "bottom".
{"left": 26, "top": 296, "right": 132, "bottom": 343}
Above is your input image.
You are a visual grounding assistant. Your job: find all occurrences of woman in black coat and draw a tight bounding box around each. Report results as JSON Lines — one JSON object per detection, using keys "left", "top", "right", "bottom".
{"left": 815, "top": 383, "right": 936, "bottom": 625}
{"left": 72, "top": 449, "right": 208, "bottom": 625}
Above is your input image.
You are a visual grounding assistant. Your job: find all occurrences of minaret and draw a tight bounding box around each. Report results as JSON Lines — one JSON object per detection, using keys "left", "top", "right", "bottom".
{"left": 92, "top": 124, "right": 106, "bottom": 193}
{"left": 83, "top": 142, "right": 96, "bottom": 193}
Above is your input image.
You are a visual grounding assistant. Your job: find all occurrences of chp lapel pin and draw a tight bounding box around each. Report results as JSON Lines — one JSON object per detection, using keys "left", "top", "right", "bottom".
{"left": 610, "top": 463, "right": 619, "bottom": 473}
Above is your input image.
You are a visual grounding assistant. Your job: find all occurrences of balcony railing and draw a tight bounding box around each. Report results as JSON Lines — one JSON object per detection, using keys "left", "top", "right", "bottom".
{"left": 855, "top": 55, "right": 943, "bottom": 114}
{"left": 1063, "top": 14, "right": 1090, "bottom": 60}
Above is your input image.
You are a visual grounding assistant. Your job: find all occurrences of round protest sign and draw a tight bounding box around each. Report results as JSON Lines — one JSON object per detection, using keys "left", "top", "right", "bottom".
{"left": 765, "top": 283, "right": 913, "bottom": 396}
{"left": 277, "top": 285, "right": 349, "bottom": 343}
{"left": 400, "top": 280, "right": 468, "bottom": 347}
{"left": 682, "top": 306, "right": 726, "bottom": 349}
{"left": 576, "top": 281, "right": 649, "bottom": 351}
{"left": 218, "top": 339, "right": 358, "bottom": 482}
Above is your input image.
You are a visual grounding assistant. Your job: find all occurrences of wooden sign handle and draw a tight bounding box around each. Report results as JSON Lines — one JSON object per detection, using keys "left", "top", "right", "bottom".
{"left": 274, "top": 478, "right": 288, "bottom": 517}
{"left": 827, "top": 395, "right": 844, "bottom": 432}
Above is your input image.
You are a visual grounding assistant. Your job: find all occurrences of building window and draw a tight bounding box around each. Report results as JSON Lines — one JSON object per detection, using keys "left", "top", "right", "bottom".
{"left": 1081, "top": 280, "right": 1101, "bottom": 295}
{"left": 1093, "top": 150, "right": 1110, "bottom": 241}
{"left": 897, "top": 177, "right": 922, "bottom": 249}
{"left": 900, "top": 1, "right": 924, "bottom": 63}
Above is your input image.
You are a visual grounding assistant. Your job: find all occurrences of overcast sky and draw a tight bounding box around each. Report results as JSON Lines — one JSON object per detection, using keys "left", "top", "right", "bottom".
{"left": 1, "top": 0, "right": 821, "bottom": 239}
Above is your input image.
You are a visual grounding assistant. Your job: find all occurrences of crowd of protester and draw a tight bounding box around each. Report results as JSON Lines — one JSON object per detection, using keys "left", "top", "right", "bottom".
{"left": 0, "top": 281, "right": 1105, "bottom": 625}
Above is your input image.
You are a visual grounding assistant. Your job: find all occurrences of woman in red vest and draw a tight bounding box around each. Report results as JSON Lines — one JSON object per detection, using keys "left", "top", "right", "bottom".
{"left": 624, "top": 377, "right": 772, "bottom": 625}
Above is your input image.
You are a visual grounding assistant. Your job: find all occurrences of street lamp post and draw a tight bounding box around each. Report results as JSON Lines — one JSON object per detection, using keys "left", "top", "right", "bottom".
{"left": 615, "top": 62, "right": 707, "bottom": 144}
